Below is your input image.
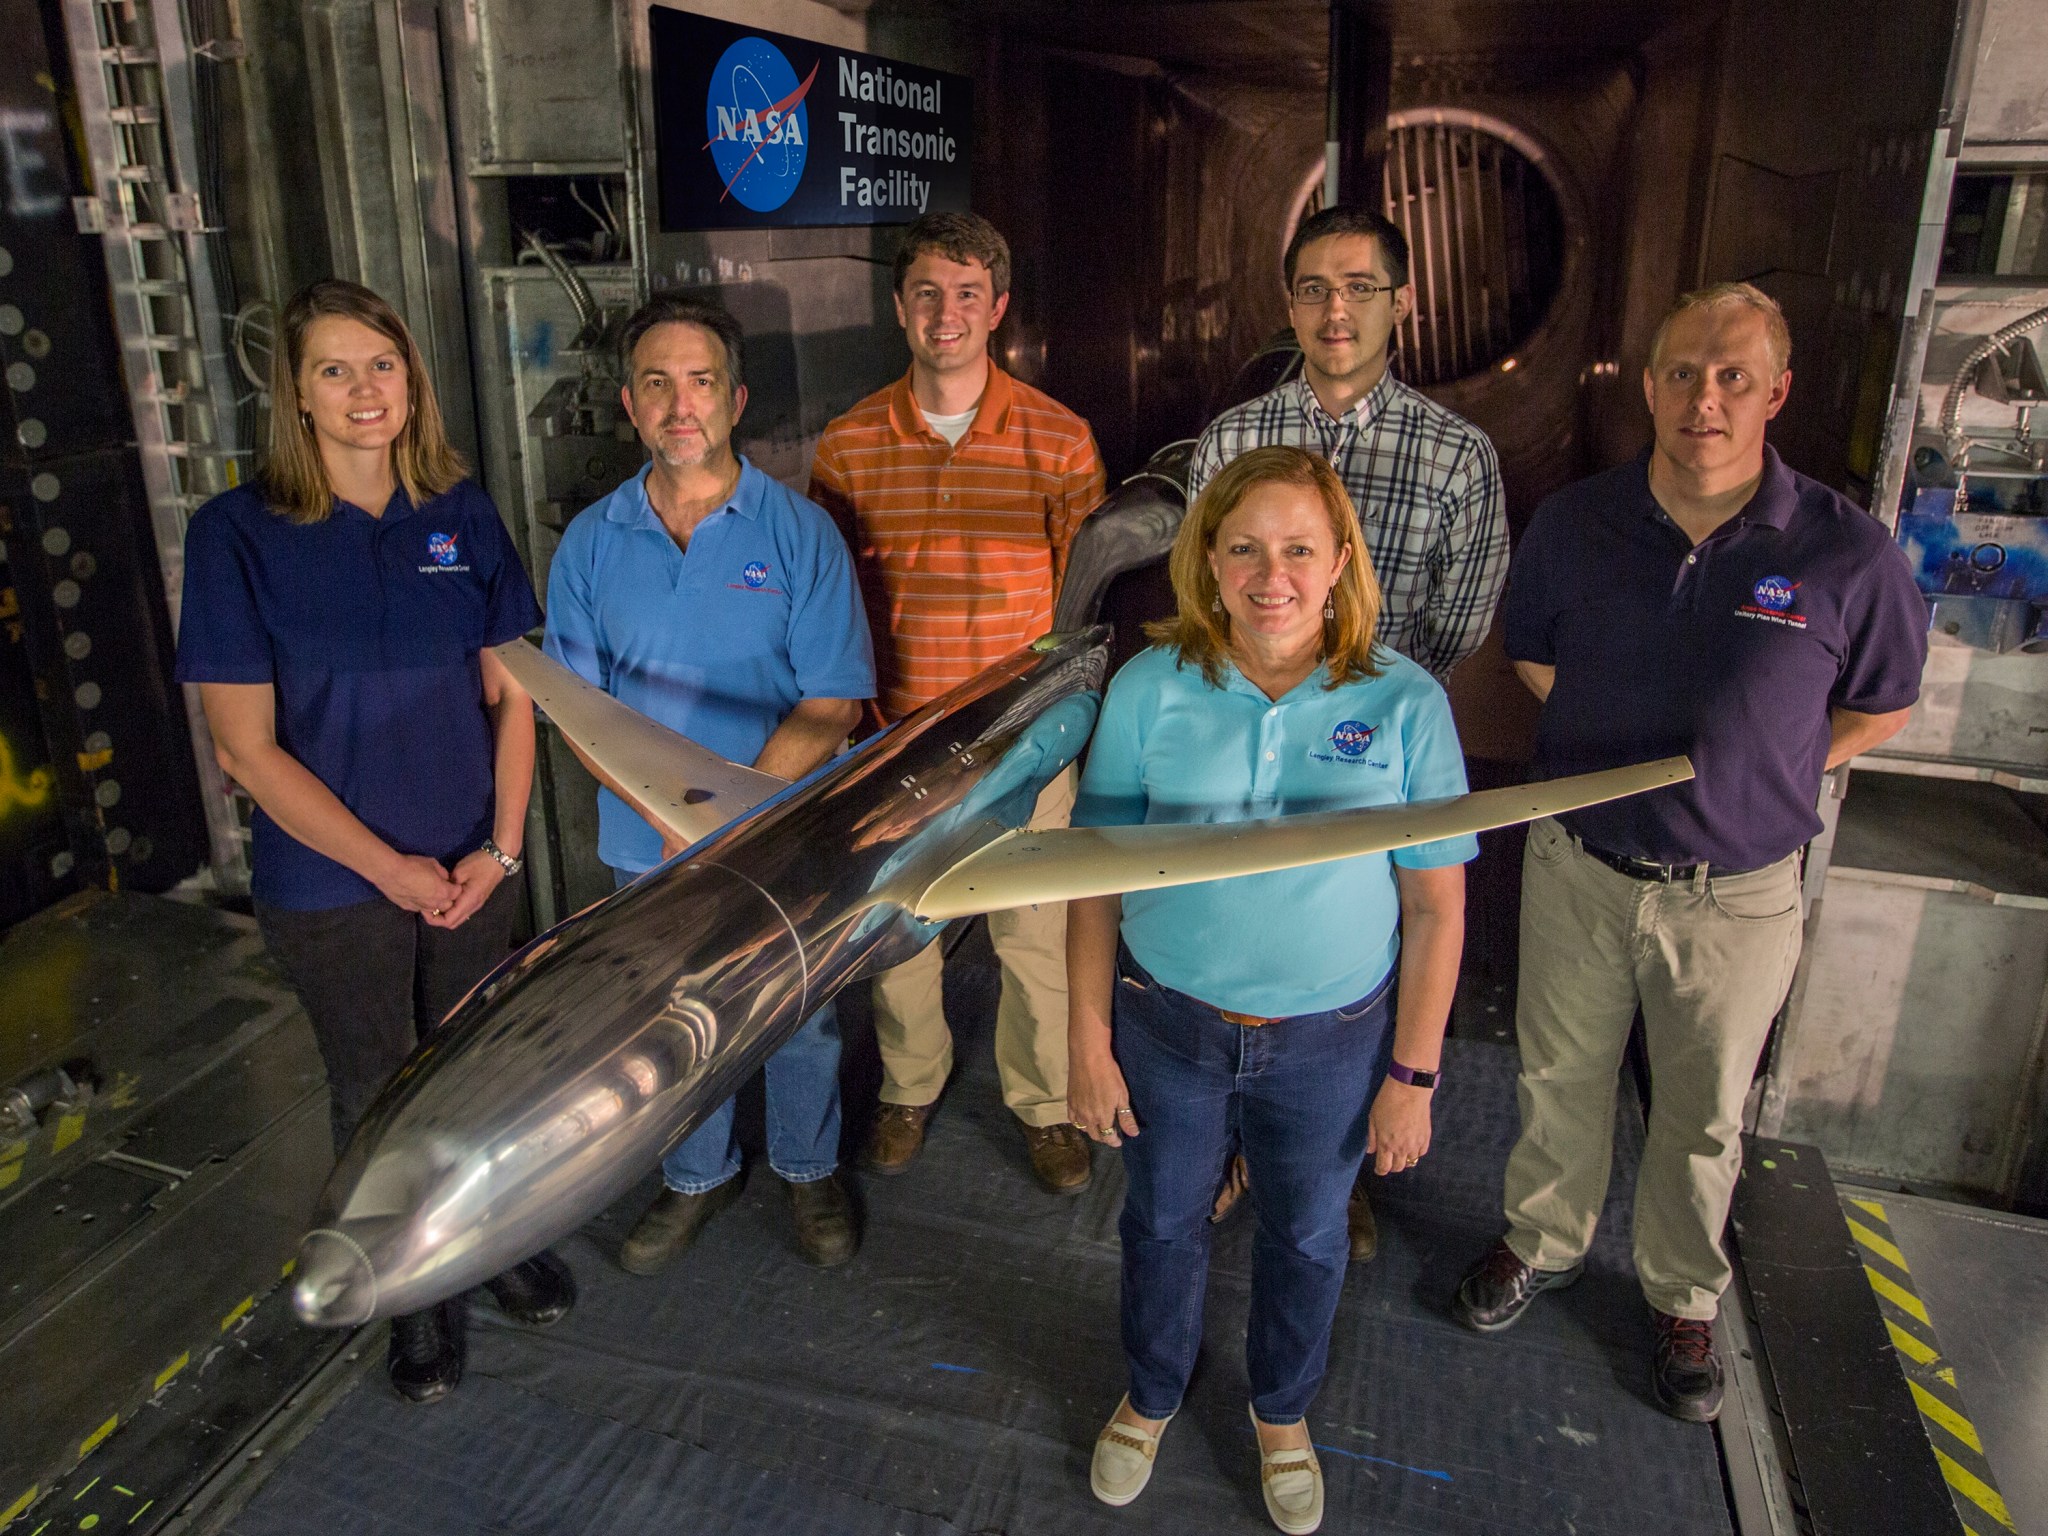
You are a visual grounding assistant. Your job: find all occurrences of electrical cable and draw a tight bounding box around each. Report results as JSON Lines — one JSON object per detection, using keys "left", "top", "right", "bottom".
{"left": 1940, "top": 302, "right": 2048, "bottom": 461}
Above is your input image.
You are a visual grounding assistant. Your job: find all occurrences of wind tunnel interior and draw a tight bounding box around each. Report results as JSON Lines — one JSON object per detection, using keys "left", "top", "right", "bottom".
{"left": 874, "top": 0, "right": 1956, "bottom": 980}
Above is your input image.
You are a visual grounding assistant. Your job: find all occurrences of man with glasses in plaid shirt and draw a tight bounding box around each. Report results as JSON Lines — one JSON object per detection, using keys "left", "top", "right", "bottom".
{"left": 1191, "top": 203, "right": 1509, "bottom": 1260}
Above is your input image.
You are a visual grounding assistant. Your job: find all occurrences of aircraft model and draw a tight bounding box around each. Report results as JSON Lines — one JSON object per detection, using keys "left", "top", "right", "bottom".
{"left": 292, "top": 626, "right": 1692, "bottom": 1327}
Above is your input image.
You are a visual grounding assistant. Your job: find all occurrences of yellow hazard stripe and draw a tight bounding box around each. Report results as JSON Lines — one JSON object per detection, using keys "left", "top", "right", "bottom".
{"left": 1911, "top": 1378, "right": 1985, "bottom": 1454}
{"left": 1, "top": 1487, "right": 37, "bottom": 1526}
{"left": 1933, "top": 1444, "right": 2019, "bottom": 1532}
{"left": 78, "top": 1416, "right": 117, "bottom": 1458}
{"left": 154, "top": 1352, "right": 188, "bottom": 1392}
{"left": 1848, "top": 1196, "right": 1889, "bottom": 1221}
{"left": 1885, "top": 1318, "right": 1940, "bottom": 1366}
{"left": 219, "top": 1295, "right": 253, "bottom": 1331}
{"left": 1846, "top": 1216, "right": 1910, "bottom": 1272}
{"left": 1865, "top": 1264, "right": 1932, "bottom": 1325}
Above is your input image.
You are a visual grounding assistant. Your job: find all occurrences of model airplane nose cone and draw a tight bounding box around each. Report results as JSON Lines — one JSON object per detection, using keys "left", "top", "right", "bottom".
{"left": 293, "top": 1228, "right": 379, "bottom": 1327}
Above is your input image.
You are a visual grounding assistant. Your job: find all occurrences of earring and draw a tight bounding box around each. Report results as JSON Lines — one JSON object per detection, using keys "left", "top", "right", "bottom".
{"left": 1211, "top": 595, "right": 1223, "bottom": 614}
{"left": 1324, "top": 599, "right": 1336, "bottom": 621}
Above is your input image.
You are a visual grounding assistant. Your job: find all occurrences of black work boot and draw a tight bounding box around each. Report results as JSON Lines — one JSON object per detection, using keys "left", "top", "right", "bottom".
{"left": 388, "top": 1300, "right": 463, "bottom": 1403}
{"left": 786, "top": 1171, "right": 858, "bottom": 1267}
{"left": 619, "top": 1177, "right": 744, "bottom": 1275}
{"left": 1651, "top": 1311, "right": 1724, "bottom": 1422}
{"left": 1452, "top": 1238, "right": 1582, "bottom": 1332}
{"left": 484, "top": 1249, "right": 577, "bottom": 1326}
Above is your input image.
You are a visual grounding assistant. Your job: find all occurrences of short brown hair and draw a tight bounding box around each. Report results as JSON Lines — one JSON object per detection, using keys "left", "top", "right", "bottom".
{"left": 265, "top": 279, "right": 465, "bottom": 525}
{"left": 1649, "top": 281, "right": 1792, "bottom": 375}
{"left": 891, "top": 211, "right": 1011, "bottom": 297}
{"left": 1285, "top": 204, "right": 1410, "bottom": 291}
{"left": 1147, "top": 445, "right": 1384, "bottom": 689}
{"left": 618, "top": 292, "right": 746, "bottom": 398}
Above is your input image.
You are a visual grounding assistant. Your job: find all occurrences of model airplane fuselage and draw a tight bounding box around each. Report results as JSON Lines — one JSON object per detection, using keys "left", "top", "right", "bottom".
{"left": 293, "top": 626, "right": 1691, "bottom": 1327}
{"left": 292, "top": 630, "right": 1109, "bottom": 1326}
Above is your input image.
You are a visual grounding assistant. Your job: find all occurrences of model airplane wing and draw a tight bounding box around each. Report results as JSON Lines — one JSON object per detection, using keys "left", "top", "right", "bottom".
{"left": 911, "top": 755, "right": 1694, "bottom": 920}
{"left": 492, "top": 639, "right": 788, "bottom": 848}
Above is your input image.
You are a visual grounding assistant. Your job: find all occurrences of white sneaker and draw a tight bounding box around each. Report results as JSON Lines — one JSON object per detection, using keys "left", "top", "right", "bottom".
{"left": 1250, "top": 1405, "right": 1324, "bottom": 1534}
{"left": 1090, "top": 1396, "right": 1172, "bottom": 1506}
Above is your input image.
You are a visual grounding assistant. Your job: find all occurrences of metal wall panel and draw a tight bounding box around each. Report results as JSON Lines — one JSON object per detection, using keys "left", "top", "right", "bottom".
{"left": 1776, "top": 872, "right": 2048, "bottom": 1194}
{"left": 472, "top": 0, "right": 625, "bottom": 167}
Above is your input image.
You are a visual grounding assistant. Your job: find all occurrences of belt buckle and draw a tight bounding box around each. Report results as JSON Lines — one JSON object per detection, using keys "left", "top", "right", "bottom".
{"left": 1219, "top": 1008, "right": 1278, "bottom": 1028}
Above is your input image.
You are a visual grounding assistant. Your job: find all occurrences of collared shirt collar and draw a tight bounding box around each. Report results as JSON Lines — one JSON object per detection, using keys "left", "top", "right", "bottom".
{"left": 337, "top": 484, "right": 419, "bottom": 523}
{"left": 886, "top": 362, "right": 1018, "bottom": 444}
{"left": 1219, "top": 656, "right": 1333, "bottom": 704}
{"left": 1633, "top": 443, "right": 1797, "bottom": 533}
{"left": 1291, "top": 369, "right": 1399, "bottom": 433}
{"left": 603, "top": 455, "right": 763, "bottom": 527}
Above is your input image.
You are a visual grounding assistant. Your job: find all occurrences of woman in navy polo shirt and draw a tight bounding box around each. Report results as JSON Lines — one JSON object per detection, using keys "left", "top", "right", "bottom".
{"left": 1067, "top": 446, "right": 1474, "bottom": 1534}
{"left": 175, "top": 279, "right": 571, "bottom": 1402}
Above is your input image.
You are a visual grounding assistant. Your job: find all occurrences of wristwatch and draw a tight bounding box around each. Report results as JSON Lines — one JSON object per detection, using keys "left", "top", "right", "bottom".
{"left": 1387, "top": 1060, "right": 1440, "bottom": 1090}
{"left": 480, "top": 837, "right": 523, "bottom": 876}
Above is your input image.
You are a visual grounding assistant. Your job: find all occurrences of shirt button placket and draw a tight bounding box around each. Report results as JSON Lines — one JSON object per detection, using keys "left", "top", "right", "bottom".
{"left": 1256, "top": 706, "right": 1284, "bottom": 803}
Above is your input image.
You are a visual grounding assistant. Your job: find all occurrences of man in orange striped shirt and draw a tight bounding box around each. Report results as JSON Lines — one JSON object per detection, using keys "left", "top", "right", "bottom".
{"left": 810, "top": 211, "right": 1105, "bottom": 1196}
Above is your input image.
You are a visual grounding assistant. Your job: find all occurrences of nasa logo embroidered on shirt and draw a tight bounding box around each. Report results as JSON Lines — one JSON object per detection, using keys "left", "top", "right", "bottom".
{"left": 1753, "top": 575, "right": 1797, "bottom": 611}
{"left": 1736, "top": 573, "right": 1807, "bottom": 629}
{"left": 1330, "top": 720, "right": 1377, "bottom": 757}
{"left": 418, "top": 531, "right": 470, "bottom": 574}
{"left": 742, "top": 560, "right": 770, "bottom": 588}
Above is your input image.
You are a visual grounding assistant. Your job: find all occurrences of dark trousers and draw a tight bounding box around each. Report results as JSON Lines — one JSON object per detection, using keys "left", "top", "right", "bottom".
{"left": 1114, "top": 945, "right": 1393, "bottom": 1424}
{"left": 257, "top": 879, "right": 522, "bottom": 1156}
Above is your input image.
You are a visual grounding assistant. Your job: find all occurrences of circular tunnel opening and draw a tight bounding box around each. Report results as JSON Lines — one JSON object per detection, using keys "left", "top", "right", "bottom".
{"left": 1290, "top": 112, "right": 1570, "bottom": 389}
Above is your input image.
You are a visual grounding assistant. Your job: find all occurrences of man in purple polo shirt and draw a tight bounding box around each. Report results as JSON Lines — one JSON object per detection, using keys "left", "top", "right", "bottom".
{"left": 1452, "top": 283, "right": 1927, "bottom": 1422}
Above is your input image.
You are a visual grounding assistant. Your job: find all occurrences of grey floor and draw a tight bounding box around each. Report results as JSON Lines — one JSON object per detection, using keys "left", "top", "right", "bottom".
{"left": 1878, "top": 1191, "right": 2048, "bottom": 1536}
{"left": 219, "top": 946, "right": 1732, "bottom": 1536}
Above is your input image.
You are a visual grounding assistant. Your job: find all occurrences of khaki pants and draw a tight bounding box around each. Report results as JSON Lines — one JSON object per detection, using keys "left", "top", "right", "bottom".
{"left": 1502, "top": 817, "right": 1802, "bottom": 1319}
{"left": 870, "top": 770, "right": 1076, "bottom": 1128}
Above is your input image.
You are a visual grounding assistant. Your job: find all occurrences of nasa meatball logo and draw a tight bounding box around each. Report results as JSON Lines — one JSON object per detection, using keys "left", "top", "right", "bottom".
{"left": 419, "top": 531, "right": 468, "bottom": 573}
{"left": 1753, "top": 575, "right": 1798, "bottom": 611}
{"left": 703, "top": 37, "right": 815, "bottom": 213}
{"left": 1737, "top": 573, "right": 1807, "bottom": 629}
{"left": 742, "top": 561, "right": 770, "bottom": 589}
{"left": 1331, "top": 720, "right": 1377, "bottom": 758}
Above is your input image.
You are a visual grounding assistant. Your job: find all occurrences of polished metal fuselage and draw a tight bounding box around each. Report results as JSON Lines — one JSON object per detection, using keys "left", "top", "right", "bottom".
{"left": 293, "top": 629, "right": 1107, "bottom": 1326}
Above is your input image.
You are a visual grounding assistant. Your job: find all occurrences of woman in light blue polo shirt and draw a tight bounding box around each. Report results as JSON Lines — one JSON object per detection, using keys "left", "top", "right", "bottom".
{"left": 176, "top": 280, "right": 571, "bottom": 1404}
{"left": 1068, "top": 445, "right": 1474, "bottom": 1534}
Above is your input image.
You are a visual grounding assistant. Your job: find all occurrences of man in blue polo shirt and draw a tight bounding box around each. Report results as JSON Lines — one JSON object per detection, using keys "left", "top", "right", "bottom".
{"left": 545, "top": 294, "right": 874, "bottom": 1272}
{"left": 1452, "top": 284, "right": 1927, "bottom": 1421}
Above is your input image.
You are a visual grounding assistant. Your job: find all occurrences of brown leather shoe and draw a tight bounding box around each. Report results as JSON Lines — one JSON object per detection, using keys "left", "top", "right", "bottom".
{"left": 618, "top": 1178, "right": 742, "bottom": 1275}
{"left": 786, "top": 1171, "right": 859, "bottom": 1267}
{"left": 1348, "top": 1180, "right": 1378, "bottom": 1262}
{"left": 1023, "top": 1121, "right": 1094, "bottom": 1195}
{"left": 860, "top": 1101, "right": 933, "bottom": 1175}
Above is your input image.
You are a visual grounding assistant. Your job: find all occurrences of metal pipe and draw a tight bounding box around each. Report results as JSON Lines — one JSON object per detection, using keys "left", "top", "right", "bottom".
{"left": 1413, "top": 126, "right": 1444, "bottom": 383}
{"left": 1437, "top": 124, "right": 1468, "bottom": 377}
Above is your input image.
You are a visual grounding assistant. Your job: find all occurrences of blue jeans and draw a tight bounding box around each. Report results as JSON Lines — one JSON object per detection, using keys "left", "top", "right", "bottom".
{"left": 612, "top": 867, "right": 843, "bottom": 1192}
{"left": 1113, "top": 944, "right": 1393, "bottom": 1424}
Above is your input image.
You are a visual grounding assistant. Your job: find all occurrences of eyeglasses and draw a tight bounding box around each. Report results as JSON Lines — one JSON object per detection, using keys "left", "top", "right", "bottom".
{"left": 1289, "top": 280, "right": 1396, "bottom": 307}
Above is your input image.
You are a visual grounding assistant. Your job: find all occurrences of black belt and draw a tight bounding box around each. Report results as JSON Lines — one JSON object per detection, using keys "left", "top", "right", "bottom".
{"left": 1578, "top": 840, "right": 1763, "bottom": 884}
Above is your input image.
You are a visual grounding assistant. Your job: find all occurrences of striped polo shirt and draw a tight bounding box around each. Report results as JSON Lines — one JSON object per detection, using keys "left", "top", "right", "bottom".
{"left": 809, "top": 365, "right": 1106, "bottom": 721}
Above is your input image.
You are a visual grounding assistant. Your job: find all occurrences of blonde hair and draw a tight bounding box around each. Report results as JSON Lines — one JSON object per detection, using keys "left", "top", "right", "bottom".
{"left": 1147, "top": 444, "right": 1383, "bottom": 688}
{"left": 264, "top": 279, "right": 466, "bottom": 524}
{"left": 1649, "top": 281, "right": 1792, "bottom": 376}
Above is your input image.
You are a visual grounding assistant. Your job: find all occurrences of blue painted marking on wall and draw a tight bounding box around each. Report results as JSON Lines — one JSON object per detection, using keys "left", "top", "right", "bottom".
{"left": 928, "top": 1362, "right": 980, "bottom": 1374}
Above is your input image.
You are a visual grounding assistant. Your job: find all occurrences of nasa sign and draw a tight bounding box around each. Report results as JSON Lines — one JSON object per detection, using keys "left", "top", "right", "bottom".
{"left": 651, "top": 7, "right": 972, "bottom": 231}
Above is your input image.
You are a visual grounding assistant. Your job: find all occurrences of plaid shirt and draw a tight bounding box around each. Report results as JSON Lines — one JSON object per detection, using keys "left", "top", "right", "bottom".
{"left": 1189, "top": 373, "right": 1508, "bottom": 680}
